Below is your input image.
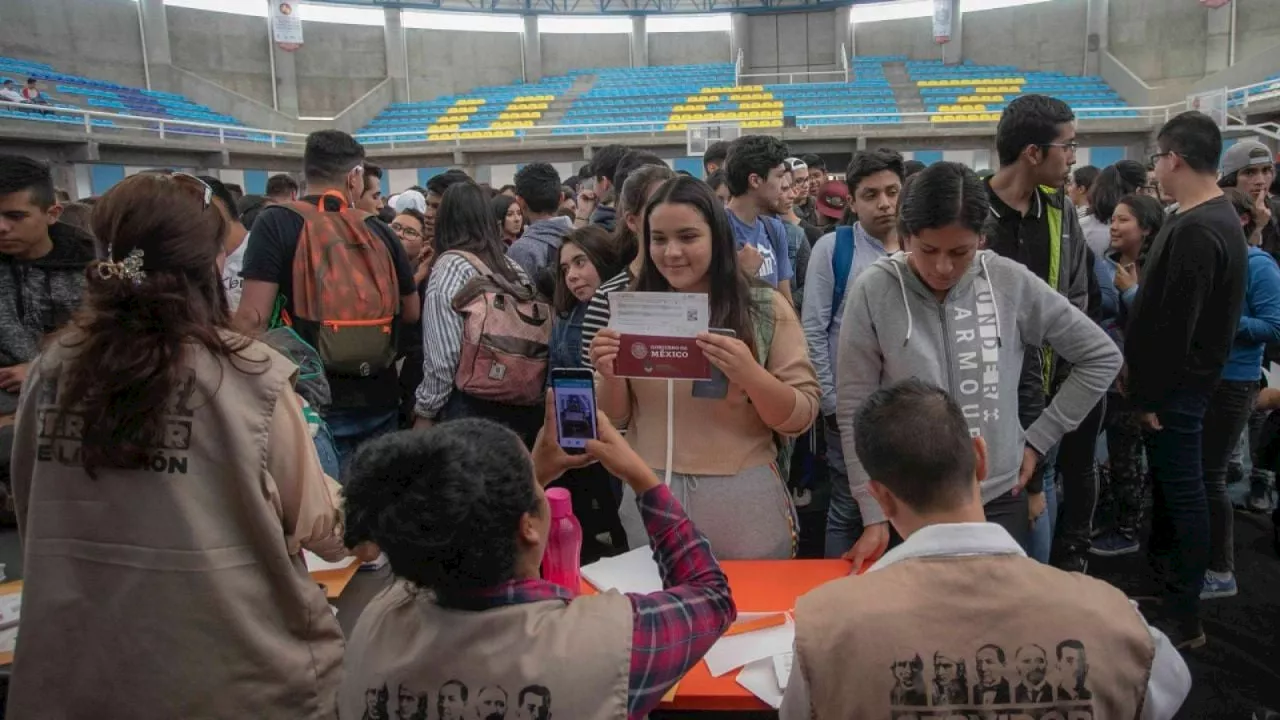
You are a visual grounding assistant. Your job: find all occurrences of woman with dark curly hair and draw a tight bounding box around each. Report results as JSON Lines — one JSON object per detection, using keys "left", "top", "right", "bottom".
{"left": 7, "top": 172, "right": 348, "bottom": 719}
{"left": 339, "top": 400, "right": 736, "bottom": 720}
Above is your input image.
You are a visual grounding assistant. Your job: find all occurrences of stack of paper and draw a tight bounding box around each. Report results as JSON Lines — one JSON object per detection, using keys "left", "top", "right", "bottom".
{"left": 303, "top": 551, "right": 357, "bottom": 573}
{"left": 704, "top": 613, "right": 796, "bottom": 709}
{"left": 581, "top": 547, "right": 663, "bottom": 594}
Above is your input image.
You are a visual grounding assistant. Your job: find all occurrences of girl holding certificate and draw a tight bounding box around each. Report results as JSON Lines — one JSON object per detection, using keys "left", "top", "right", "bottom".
{"left": 589, "top": 175, "right": 820, "bottom": 559}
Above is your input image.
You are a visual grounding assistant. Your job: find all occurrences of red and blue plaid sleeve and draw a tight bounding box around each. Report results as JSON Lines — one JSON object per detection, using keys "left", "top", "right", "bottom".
{"left": 624, "top": 484, "right": 737, "bottom": 719}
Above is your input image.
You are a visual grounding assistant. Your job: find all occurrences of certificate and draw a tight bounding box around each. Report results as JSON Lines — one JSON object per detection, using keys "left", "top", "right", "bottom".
{"left": 609, "top": 292, "right": 711, "bottom": 380}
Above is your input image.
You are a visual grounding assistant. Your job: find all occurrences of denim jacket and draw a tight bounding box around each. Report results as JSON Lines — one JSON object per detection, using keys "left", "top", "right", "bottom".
{"left": 550, "top": 302, "right": 588, "bottom": 376}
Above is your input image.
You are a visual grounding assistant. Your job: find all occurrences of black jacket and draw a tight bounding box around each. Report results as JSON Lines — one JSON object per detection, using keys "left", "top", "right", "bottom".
{"left": 0, "top": 221, "right": 94, "bottom": 369}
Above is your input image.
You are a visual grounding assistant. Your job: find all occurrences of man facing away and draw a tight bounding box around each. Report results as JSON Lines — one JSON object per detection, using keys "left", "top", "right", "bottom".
{"left": 1127, "top": 111, "right": 1248, "bottom": 649}
{"left": 779, "top": 379, "right": 1190, "bottom": 720}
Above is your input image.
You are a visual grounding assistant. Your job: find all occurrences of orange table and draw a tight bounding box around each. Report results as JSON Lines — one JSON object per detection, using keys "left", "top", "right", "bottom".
{"left": 585, "top": 559, "right": 850, "bottom": 711}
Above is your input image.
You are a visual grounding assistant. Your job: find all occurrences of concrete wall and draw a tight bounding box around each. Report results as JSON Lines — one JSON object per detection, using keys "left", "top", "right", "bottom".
{"left": 963, "top": 0, "right": 1087, "bottom": 75}
{"left": 542, "top": 33, "right": 630, "bottom": 76}
{"left": 0, "top": 0, "right": 145, "bottom": 88}
{"left": 405, "top": 29, "right": 523, "bottom": 102}
{"left": 747, "top": 10, "right": 839, "bottom": 73}
{"left": 1237, "top": 0, "right": 1280, "bottom": 64}
{"left": 167, "top": 6, "right": 273, "bottom": 107}
{"left": 1109, "top": 0, "right": 1207, "bottom": 85}
{"left": 294, "top": 22, "right": 386, "bottom": 116}
{"left": 854, "top": 17, "right": 943, "bottom": 62}
{"left": 649, "top": 32, "right": 731, "bottom": 67}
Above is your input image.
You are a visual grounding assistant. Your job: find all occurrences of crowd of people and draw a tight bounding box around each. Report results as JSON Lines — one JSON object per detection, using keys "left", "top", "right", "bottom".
{"left": 0, "top": 90, "right": 1276, "bottom": 717}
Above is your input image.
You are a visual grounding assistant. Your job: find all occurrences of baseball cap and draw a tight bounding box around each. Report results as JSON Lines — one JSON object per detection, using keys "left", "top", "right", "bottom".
{"left": 391, "top": 189, "right": 427, "bottom": 214}
{"left": 784, "top": 157, "right": 808, "bottom": 175}
{"left": 1221, "top": 140, "right": 1274, "bottom": 179}
{"left": 816, "top": 179, "right": 850, "bottom": 220}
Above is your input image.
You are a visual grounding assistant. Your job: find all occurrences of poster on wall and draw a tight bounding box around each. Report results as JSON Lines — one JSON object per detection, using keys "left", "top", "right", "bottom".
{"left": 932, "top": 0, "right": 953, "bottom": 44}
{"left": 271, "top": 2, "right": 304, "bottom": 52}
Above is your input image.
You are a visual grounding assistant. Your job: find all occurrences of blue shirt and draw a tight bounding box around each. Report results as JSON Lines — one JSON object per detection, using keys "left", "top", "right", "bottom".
{"left": 1222, "top": 246, "right": 1280, "bottom": 382}
{"left": 727, "top": 210, "right": 793, "bottom": 289}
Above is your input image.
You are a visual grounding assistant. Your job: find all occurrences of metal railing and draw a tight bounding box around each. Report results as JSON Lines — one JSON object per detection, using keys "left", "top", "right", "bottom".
{"left": 0, "top": 100, "right": 309, "bottom": 147}
{"left": 737, "top": 69, "right": 850, "bottom": 86}
{"left": 0, "top": 78, "right": 1273, "bottom": 152}
{"left": 1228, "top": 76, "right": 1280, "bottom": 112}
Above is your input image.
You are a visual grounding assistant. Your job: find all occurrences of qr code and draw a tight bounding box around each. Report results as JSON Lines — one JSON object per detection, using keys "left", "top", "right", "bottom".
{"left": 687, "top": 309, "right": 698, "bottom": 322}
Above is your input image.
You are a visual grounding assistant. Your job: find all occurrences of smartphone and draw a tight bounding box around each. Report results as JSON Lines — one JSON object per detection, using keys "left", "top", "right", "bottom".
{"left": 691, "top": 328, "right": 736, "bottom": 400}
{"left": 550, "top": 368, "right": 598, "bottom": 453}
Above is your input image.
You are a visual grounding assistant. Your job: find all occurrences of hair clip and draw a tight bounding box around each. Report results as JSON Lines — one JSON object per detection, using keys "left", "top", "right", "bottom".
{"left": 97, "top": 247, "right": 146, "bottom": 286}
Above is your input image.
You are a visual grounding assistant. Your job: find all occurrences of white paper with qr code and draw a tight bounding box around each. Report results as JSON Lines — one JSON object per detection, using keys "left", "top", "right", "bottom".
{"left": 608, "top": 292, "right": 709, "bottom": 338}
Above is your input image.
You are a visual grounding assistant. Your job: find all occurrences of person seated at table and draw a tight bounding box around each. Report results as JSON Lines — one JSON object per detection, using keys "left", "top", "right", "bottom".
{"left": 589, "top": 176, "right": 820, "bottom": 560}
{"left": 338, "top": 394, "right": 737, "bottom": 720}
{"left": 779, "top": 379, "right": 1191, "bottom": 720}
{"left": 7, "top": 172, "right": 349, "bottom": 719}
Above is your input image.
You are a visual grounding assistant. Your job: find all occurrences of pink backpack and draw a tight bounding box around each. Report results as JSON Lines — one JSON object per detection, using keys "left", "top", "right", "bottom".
{"left": 446, "top": 250, "right": 551, "bottom": 406}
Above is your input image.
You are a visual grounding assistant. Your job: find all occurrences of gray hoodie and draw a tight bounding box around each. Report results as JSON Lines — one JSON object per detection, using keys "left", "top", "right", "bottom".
{"left": 507, "top": 215, "right": 574, "bottom": 285}
{"left": 835, "top": 250, "right": 1121, "bottom": 525}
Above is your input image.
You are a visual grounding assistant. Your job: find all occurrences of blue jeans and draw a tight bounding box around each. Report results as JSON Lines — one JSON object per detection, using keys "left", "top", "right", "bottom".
{"left": 313, "top": 421, "right": 341, "bottom": 480}
{"left": 326, "top": 407, "right": 400, "bottom": 478}
{"left": 823, "top": 418, "right": 864, "bottom": 558}
{"left": 1027, "top": 444, "right": 1061, "bottom": 563}
{"left": 1146, "top": 388, "right": 1212, "bottom": 624}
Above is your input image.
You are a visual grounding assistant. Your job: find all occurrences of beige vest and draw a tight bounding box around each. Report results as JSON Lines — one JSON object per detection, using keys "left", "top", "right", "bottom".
{"left": 795, "top": 554, "right": 1155, "bottom": 720}
{"left": 340, "top": 581, "right": 632, "bottom": 720}
{"left": 8, "top": 337, "right": 343, "bottom": 720}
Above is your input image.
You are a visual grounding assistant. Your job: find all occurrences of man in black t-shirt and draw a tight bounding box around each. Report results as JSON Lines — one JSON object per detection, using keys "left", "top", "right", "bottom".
{"left": 1128, "top": 111, "right": 1248, "bottom": 650}
{"left": 235, "top": 130, "right": 420, "bottom": 471}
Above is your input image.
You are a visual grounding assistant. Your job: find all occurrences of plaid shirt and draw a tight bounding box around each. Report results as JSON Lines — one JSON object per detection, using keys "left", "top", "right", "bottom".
{"left": 454, "top": 484, "right": 736, "bottom": 719}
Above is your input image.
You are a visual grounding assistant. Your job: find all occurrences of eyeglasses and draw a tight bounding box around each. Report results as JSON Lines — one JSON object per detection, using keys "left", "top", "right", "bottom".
{"left": 391, "top": 222, "right": 422, "bottom": 239}
{"left": 1041, "top": 141, "right": 1080, "bottom": 152}
{"left": 1148, "top": 151, "right": 1175, "bottom": 166}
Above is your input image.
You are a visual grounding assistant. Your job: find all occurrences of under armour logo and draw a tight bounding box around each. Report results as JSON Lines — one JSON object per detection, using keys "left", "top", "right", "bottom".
{"left": 982, "top": 408, "right": 999, "bottom": 422}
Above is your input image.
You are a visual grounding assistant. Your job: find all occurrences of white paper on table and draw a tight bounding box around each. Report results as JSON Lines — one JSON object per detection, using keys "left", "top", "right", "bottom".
{"left": 0, "top": 593, "right": 20, "bottom": 630}
{"left": 736, "top": 657, "right": 784, "bottom": 709}
{"left": 581, "top": 547, "right": 663, "bottom": 594}
{"left": 773, "top": 651, "right": 794, "bottom": 688}
{"left": 608, "top": 292, "right": 710, "bottom": 338}
{"left": 303, "top": 551, "right": 357, "bottom": 573}
{"left": 0, "top": 625, "right": 16, "bottom": 654}
{"left": 703, "top": 616, "right": 795, "bottom": 677}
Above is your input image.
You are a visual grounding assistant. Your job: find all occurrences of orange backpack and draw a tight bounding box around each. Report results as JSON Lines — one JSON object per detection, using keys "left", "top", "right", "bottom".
{"left": 280, "top": 192, "right": 400, "bottom": 378}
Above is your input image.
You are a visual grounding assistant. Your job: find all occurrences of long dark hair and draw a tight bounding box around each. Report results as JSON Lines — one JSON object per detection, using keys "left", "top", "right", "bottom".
{"left": 553, "top": 226, "right": 624, "bottom": 314}
{"left": 1088, "top": 160, "right": 1147, "bottom": 223}
{"left": 614, "top": 163, "right": 676, "bottom": 268}
{"left": 434, "top": 180, "right": 518, "bottom": 282}
{"left": 59, "top": 173, "right": 260, "bottom": 477}
{"left": 636, "top": 176, "right": 757, "bottom": 353}
{"left": 1115, "top": 193, "right": 1165, "bottom": 268}
{"left": 491, "top": 193, "right": 521, "bottom": 237}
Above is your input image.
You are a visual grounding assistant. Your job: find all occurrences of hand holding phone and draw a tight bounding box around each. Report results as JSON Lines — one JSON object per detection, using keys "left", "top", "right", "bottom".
{"left": 550, "top": 368, "right": 598, "bottom": 453}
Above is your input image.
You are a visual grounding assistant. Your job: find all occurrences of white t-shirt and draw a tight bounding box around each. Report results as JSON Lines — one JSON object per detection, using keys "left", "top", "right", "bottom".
{"left": 0, "top": 88, "right": 25, "bottom": 103}
{"left": 222, "top": 237, "right": 247, "bottom": 312}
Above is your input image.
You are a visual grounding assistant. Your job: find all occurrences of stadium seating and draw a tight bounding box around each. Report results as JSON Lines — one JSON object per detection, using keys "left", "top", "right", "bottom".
{"left": 910, "top": 59, "right": 1138, "bottom": 122}
{"left": 1229, "top": 72, "right": 1280, "bottom": 107}
{"left": 0, "top": 55, "right": 271, "bottom": 142}
{"left": 358, "top": 77, "right": 574, "bottom": 144}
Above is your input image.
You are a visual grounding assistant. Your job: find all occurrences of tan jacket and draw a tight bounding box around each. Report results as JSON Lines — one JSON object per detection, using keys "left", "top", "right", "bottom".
{"left": 340, "top": 582, "right": 633, "bottom": 720}
{"left": 8, "top": 333, "right": 346, "bottom": 720}
{"left": 600, "top": 291, "right": 819, "bottom": 475}
{"left": 791, "top": 523, "right": 1167, "bottom": 719}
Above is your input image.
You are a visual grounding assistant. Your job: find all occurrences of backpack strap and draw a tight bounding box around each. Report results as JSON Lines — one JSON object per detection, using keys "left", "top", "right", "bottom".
{"left": 831, "top": 225, "right": 856, "bottom": 323}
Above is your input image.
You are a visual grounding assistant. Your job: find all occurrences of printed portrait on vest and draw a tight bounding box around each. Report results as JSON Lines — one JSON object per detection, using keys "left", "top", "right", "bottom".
{"left": 394, "top": 683, "right": 429, "bottom": 720}
{"left": 516, "top": 685, "right": 553, "bottom": 720}
{"left": 972, "top": 644, "right": 1012, "bottom": 705}
{"left": 1014, "top": 644, "right": 1055, "bottom": 704}
{"left": 1055, "top": 640, "right": 1092, "bottom": 701}
{"left": 363, "top": 683, "right": 391, "bottom": 720}
{"left": 438, "top": 680, "right": 469, "bottom": 720}
{"left": 930, "top": 651, "right": 970, "bottom": 706}
{"left": 476, "top": 685, "right": 509, "bottom": 720}
{"left": 889, "top": 653, "right": 929, "bottom": 706}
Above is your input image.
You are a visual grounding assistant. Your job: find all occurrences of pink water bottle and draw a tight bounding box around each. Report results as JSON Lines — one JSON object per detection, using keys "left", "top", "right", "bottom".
{"left": 541, "top": 488, "right": 583, "bottom": 594}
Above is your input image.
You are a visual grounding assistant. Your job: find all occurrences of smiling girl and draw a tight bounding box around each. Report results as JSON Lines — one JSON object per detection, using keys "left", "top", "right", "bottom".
{"left": 834, "top": 162, "right": 1121, "bottom": 569}
{"left": 550, "top": 226, "right": 622, "bottom": 373}
{"left": 590, "top": 176, "right": 820, "bottom": 559}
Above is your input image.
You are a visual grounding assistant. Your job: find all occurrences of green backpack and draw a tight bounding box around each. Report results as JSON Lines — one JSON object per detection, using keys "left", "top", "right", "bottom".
{"left": 746, "top": 286, "right": 794, "bottom": 481}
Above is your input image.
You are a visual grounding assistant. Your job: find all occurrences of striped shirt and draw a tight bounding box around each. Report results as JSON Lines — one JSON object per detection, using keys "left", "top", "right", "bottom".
{"left": 414, "top": 252, "right": 528, "bottom": 420}
{"left": 578, "top": 268, "right": 635, "bottom": 367}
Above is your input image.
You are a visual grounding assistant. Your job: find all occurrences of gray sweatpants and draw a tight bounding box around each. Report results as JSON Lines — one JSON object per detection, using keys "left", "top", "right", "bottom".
{"left": 619, "top": 463, "right": 797, "bottom": 560}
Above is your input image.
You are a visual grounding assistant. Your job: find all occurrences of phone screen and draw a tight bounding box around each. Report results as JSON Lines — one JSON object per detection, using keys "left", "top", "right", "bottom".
{"left": 552, "top": 374, "right": 598, "bottom": 450}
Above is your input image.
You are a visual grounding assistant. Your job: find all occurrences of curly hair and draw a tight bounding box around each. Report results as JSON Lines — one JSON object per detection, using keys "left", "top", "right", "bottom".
{"left": 342, "top": 420, "right": 539, "bottom": 600}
